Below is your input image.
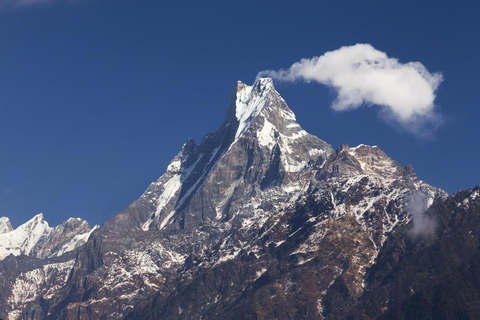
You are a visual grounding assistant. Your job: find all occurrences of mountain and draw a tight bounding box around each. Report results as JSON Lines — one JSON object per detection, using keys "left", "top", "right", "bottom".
{"left": 0, "top": 78, "right": 478, "bottom": 320}
{"left": 0, "top": 214, "right": 97, "bottom": 260}
{"left": 0, "top": 217, "right": 13, "bottom": 234}
{"left": 104, "top": 78, "right": 332, "bottom": 232}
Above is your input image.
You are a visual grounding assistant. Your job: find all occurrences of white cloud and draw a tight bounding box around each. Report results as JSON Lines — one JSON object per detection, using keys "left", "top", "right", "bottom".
{"left": 257, "top": 44, "right": 443, "bottom": 137}
{"left": 405, "top": 192, "right": 437, "bottom": 238}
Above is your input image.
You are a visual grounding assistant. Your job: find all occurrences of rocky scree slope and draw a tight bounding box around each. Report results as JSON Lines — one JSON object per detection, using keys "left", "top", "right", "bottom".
{"left": 0, "top": 78, "right": 478, "bottom": 319}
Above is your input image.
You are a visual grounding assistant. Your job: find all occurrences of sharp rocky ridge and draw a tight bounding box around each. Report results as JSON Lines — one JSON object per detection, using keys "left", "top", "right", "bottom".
{"left": 2, "top": 78, "right": 478, "bottom": 320}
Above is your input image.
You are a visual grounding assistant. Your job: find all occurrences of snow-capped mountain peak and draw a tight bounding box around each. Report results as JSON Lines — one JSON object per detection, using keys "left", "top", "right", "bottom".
{"left": 234, "top": 78, "right": 275, "bottom": 139}
{"left": 0, "top": 216, "right": 13, "bottom": 234}
{"left": 0, "top": 213, "right": 50, "bottom": 260}
{"left": 0, "top": 214, "right": 96, "bottom": 260}
{"left": 111, "top": 78, "right": 333, "bottom": 232}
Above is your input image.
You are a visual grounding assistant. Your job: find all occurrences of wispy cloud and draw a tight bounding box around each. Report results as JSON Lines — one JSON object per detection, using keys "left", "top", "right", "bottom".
{"left": 405, "top": 192, "right": 437, "bottom": 238}
{"left": 257, "top": 44, "right": 443, "bottom": 137}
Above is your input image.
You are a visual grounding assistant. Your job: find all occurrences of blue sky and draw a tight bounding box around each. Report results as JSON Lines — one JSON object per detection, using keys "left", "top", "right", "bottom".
{"left": 0, "top": 0, "right": 479, "bottom": 227}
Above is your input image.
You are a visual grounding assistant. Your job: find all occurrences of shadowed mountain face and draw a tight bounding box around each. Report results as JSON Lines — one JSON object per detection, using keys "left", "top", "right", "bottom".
{"left": 0, "top": 78, "right": 478, "bottom": 320}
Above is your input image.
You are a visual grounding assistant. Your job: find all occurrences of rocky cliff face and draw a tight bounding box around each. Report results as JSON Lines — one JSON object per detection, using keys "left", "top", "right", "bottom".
{"left": 0, "top": 78, "right": 478, "bottom": 320}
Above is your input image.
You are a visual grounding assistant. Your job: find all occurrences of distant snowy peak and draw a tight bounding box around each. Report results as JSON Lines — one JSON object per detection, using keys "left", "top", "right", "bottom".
{"left": 0, "top": 216, "right": 13, "bottom": 234}
{"left": 0, "top": 214, "right": 97, "bottom": 260}
{"left": 0, "top": 213, "right": 50, "bottom": 260}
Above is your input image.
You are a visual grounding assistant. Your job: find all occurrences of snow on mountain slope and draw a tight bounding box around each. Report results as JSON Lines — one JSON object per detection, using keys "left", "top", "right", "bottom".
{"left": 234, "top": 78, "right": 281, "bottom": 140}
{"left": 0, "top": 214, "right": 97, "bottom": 260}
{"left": 0, "top": 217, "right": 13, "bottom": 234}
{"left": 0, "top": 214, "right": 51, "bottom": 260}
{"left": 7, "top": 259, "right": 75, "bottom": 320}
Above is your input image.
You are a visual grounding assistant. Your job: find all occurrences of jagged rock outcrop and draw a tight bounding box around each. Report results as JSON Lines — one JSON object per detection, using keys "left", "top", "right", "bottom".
{"left": 0, "top": 78, "right": 478, "bottom": 320}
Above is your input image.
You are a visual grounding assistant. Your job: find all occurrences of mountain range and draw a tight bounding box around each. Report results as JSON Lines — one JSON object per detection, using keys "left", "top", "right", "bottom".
{"left": 0, "top": 78, "right": 479, "bottom": 319}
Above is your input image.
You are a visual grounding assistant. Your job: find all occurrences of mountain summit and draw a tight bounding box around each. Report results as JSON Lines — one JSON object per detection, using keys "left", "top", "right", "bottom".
{"left": 0, "top": 78, "right": 478, "bottom": 320}
{"left": 106, "top": 78, "right": 333, "bottom": 232}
